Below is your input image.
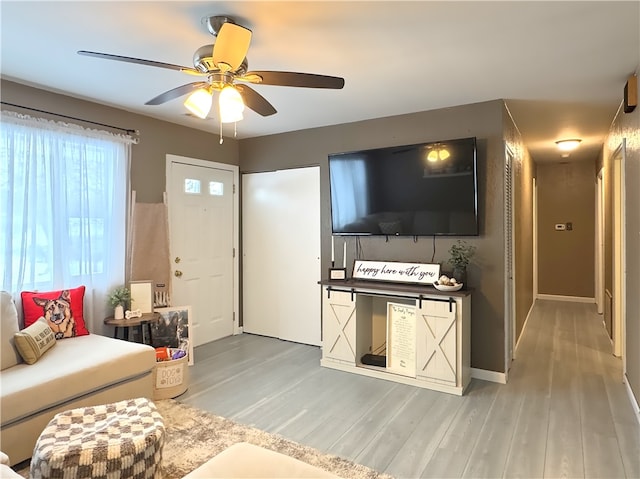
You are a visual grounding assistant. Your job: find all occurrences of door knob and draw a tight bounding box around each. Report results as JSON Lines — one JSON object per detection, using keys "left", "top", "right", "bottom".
{"left": 174, "top": 270, "right": 183, "bottom": 278}
{"left": 174, "top": 257, "right": 181, "bottom": 263}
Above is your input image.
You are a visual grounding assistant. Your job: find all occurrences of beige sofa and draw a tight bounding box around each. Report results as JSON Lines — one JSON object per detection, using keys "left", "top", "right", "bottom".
{"left": 0, "top": 291, "right": 156, "bottom": 466}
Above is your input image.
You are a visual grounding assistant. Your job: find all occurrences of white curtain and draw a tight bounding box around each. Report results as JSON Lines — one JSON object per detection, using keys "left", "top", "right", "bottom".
{"left": 0, "top": 111, "right": 133, "bottom": 334}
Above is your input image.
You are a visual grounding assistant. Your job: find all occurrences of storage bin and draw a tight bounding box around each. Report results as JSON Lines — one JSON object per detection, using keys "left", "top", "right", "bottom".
{"left": 152, "top": 349, "right": 189, "bottom": 399}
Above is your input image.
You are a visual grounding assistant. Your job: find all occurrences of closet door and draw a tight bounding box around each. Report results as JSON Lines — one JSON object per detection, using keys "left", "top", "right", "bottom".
{"left": 242, "top": 167, "right": 321, "bottom": 346}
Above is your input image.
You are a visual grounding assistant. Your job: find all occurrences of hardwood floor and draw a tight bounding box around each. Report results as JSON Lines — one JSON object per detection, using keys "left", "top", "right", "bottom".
{"left": 180, "top": 300, "right": 640, "bottom": 478}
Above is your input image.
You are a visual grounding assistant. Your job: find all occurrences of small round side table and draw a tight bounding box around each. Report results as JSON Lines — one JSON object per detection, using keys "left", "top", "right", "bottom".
{"left": 104, "top": 312, "right": 160, "bottom": 345}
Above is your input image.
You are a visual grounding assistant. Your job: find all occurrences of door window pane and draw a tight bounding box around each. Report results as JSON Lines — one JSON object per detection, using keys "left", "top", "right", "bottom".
{"left": 209, "top": 181, "right": 224, "bottom": 196}
{"left": 184, "top": 178, "right": 201, "bottom": 194}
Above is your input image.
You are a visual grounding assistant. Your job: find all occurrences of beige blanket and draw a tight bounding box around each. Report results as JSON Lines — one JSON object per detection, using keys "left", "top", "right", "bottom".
{"left": 129, "top": 202, "right": 171, "bottom": 299}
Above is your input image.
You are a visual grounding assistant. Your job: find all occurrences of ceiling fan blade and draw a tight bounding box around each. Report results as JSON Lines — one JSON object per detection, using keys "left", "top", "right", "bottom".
{"left": 212, "top": 23, "right": 252, "bottom": 72}
{"left": 242, "top": 71, "right": 345, "bottom": 89}
{"left": 77, "top": 50, "right": 202, "bottom": 75}
{"left": 145, "top": 82, "right": 209, "bottom": 106}
{"left": 236, "top": 85, "right": 277, "bottom": 116}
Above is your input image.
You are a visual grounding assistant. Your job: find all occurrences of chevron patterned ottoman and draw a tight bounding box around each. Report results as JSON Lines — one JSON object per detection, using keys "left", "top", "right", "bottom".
{"left": 30, "top": 397, "right": 165, "bottom": 479}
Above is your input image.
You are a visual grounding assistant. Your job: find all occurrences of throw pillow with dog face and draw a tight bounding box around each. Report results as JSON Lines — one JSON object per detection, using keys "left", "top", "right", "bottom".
{"left": 21, "top": 286, "right": 89, "bottom": 339}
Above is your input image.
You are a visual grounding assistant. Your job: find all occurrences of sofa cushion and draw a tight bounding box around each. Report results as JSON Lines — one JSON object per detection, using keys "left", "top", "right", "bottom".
{"left": 21, "top": 286, "right": 89, "bottom": 339}
{"left": 1, "top": 291, "right": 22, "bottom": 370}
{"left": 14, "top": 319, "right": 57, "bottom": 365}
{"left": 0, "top": 334, "right": 156, "bottom": 427}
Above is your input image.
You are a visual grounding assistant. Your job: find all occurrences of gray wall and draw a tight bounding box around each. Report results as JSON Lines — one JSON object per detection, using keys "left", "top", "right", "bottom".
{"left": 240, "top": 100, "right": 508, "bottom": 373}
{"left": 536, "top": 161, "right": 596, "bottom": 298}
{"left": 1, "top": 80, "right": 239, "bottom": 202}
{"left": 606, "top": 75, "right": 640, "bottom": 407}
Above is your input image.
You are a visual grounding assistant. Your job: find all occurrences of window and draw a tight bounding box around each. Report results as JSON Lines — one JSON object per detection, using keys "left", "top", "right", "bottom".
{"left": 0, "top": 111, "right": 133, "bottom": 332}
{"left": 209, "top": 181, "right": 224, "bottom": 196}
{"left": 184, "top": 178, "right": 201, "bottom": 194}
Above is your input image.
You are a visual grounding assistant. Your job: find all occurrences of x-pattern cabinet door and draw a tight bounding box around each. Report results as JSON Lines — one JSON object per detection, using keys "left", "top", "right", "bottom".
{"left": 322, "top": 290, "right": 356, "bottom": 363}
{"left": 416, "top": 300, "right": 457, "bottom": 384}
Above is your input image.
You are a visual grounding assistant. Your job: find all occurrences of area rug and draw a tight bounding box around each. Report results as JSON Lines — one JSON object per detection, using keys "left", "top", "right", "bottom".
{"left": 16, "top": 399, "right": 392, "bottom": 479}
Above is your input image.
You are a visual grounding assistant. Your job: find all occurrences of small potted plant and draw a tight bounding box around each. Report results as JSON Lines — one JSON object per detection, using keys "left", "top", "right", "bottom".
{"left": 108, "top": 286, "right": 131, "bottom": 320}
{"left": 447, "top": 240, "right": 476, "bottom": 286}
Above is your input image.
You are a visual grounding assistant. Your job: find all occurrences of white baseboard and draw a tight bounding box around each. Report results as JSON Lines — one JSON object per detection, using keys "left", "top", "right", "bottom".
{"left": 537, "top": 294, "right": 595, "bottom": 303}
{"left": 624, "top": 374, "right": 640, "bottom": 424}
{"left": 471, "top": 368, "right": 507, "bottom": 384}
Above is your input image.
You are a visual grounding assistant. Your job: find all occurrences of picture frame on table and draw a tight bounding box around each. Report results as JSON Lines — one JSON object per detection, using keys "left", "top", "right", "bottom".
{"left": 150, "top": 306, "right": 194, "bottom": 366}
{"left": 129, "top": 280, "right": 154, "bottom": 314}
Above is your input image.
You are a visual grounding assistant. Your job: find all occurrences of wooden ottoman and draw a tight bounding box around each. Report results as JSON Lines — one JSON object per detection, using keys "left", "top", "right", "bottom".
{"left": 30, "top": 397, "right": 165, "bottom": 479}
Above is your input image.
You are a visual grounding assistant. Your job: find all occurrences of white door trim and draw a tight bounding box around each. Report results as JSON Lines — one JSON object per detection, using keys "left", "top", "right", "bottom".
{"left": 533, "top": 177, "right": 538, "bottom": 300}
{"left": 596, "top": 170, "right": 605, "bottom": 315}
{"left": 165, "top": 154, "right": 241, "bottom": 336}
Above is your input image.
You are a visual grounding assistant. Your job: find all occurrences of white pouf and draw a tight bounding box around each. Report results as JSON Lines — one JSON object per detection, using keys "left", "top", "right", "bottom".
{"left": 30, "top": 397, "right": 165, "bottom": 479}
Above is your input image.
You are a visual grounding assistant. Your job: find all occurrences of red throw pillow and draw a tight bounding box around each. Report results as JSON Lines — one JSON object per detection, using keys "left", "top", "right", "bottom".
{"left": 21, "top": 286, "right": 89, "bottom": 339}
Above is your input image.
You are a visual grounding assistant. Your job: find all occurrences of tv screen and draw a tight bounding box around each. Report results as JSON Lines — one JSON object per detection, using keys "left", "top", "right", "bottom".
{"left": 329, "top": 137, "right": 478, "bottom": 236}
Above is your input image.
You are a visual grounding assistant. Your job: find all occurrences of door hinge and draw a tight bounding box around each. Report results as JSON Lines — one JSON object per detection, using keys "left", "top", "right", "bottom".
{"left": 233, "top": 312, "right": 236, "bottom": 323}
{"left": 233, "top": 184, "right": 236, "bottom": 194}
{"left": 233, "top": 247, "right": 236, "bottom": 258}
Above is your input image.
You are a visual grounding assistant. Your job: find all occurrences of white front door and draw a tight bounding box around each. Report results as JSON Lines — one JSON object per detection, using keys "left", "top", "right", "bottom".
{"left": 166, "top": 155, "right": 238, "bottom": 346}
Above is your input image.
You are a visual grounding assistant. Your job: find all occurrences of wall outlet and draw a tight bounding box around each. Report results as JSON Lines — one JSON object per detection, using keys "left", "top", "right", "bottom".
{"left": 555, "top": 223, "right": 566, "bottom": 231}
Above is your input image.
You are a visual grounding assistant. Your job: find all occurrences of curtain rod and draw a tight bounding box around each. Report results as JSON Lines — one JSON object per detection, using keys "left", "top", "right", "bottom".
{"left": 0, "top": 101, "right": 139, "bottom": 136}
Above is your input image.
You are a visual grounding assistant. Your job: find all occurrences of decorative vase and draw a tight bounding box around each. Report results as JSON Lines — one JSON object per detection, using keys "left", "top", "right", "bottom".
{"left": 114, "top": 304, "right": 124, "bottom": 320}
{"left": 452, "top": 266, "right": 467, "bottom": 287}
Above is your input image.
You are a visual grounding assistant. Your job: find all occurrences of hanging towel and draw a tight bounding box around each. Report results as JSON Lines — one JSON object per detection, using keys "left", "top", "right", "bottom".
{"left": 129, "top": 202, "right": 171, "bottom": 302}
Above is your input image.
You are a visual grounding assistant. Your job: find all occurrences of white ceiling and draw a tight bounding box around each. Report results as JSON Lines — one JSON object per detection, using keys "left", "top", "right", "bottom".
{"left": 1, "top": 1, "right": 638, "bottom": 163}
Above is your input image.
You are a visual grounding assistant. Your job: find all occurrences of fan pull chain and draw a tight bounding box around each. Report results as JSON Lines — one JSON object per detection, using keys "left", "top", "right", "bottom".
{"left": 219, "top": 119, "right": 223, "bottom": 144}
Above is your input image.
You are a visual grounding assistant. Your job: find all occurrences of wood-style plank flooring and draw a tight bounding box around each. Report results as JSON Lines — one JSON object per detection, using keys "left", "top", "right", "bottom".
{"left": 180, "top": 300, "right": 640, "bottom": 478}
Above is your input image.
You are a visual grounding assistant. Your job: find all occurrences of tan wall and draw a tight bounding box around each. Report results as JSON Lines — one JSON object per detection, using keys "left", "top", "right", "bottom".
{"left": 537, "top": 161, "right": 595, "bottom": 297}
{"left": 240, "top": 100, "right": 508, "bottom": 373}
{"left": 606, "top": 77, "right": 640, "bottom": 407}
{"left": 1, "top": 80, "right": 239, "bottom": 202}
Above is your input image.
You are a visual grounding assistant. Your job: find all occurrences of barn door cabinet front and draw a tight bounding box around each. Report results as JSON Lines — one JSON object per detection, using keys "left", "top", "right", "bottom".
{"left": 321, "top": 289, "right": 356, "bottom": 364}
{"left": 320, "top": 280, "right": 471, "bottom": 395}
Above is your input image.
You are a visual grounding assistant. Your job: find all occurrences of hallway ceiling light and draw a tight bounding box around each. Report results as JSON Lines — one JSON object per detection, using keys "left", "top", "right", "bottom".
{"left": 555, "top": 139, "right": 582, "bottom": 151}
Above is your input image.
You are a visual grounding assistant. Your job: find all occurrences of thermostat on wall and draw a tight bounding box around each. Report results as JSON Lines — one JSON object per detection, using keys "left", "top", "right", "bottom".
{"left": 555, "top": 223, "right": 567, "bottom": 231}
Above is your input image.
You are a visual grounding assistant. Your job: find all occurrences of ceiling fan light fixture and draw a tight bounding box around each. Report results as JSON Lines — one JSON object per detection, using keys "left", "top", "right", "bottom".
{"left": 426, "top": 147, "right": 450, "bottom": 162}
{"left": 219, "top": 85, "right": 245, "bottom": 123}
{"left": 555, "top": 139, "right": 582, "bottom": 151}
{"left": 184, "top": 88, "right": 213, "bottom": 119}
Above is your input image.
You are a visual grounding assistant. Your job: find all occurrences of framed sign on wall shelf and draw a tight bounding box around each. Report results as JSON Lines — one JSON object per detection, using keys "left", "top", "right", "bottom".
{"left": 352, "top": 260, "right": 440, "bottom": 285}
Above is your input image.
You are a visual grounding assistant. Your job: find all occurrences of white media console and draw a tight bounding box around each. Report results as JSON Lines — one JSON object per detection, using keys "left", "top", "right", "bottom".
{"left": 320, "top": 279, "right": 471, "bottom": 396}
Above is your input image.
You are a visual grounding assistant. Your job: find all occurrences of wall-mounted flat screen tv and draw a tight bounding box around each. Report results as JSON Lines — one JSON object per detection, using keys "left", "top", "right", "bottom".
{"left": 329, "top": 137, "right": 478, "bottom": 236}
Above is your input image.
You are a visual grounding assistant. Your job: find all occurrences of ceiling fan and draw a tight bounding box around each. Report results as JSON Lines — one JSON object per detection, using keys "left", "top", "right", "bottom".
{"left": 77, "top": 15, "right": 345, "bottom": 124}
